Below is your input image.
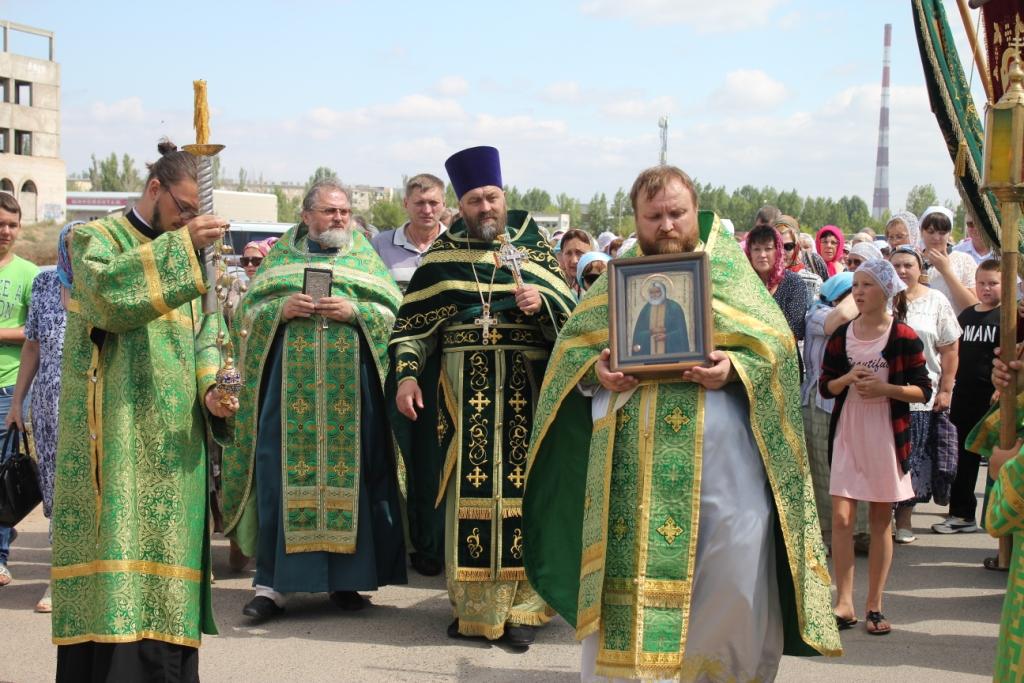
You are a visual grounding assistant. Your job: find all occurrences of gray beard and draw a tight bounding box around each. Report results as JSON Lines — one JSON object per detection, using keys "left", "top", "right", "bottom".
{"left": 470, "top": 222, "right": 500, "bottom": 241}
{"left": 310, "top": 227, "right": 352, "bottom": 250}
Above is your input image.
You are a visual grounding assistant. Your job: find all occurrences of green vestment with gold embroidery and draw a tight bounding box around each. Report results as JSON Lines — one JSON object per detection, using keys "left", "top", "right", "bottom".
{"left": 220, "top": 225, "right": 401, "bottom": 556}
{"left": 966, "top": 396, "right": 1024, "bottom": 682}
{"left": 51, "top": 215, "right": 224, "bottom": 648}
{"left": 524, "top": 212, "right": 842, "bottom": 680}
{"left": 387, "top": 210, "right": 575, "bottom": 584}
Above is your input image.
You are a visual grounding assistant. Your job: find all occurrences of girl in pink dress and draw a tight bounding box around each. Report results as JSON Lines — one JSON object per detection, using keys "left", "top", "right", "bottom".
{"left": 819, "top": 259, "right": 932, "bottom": 636}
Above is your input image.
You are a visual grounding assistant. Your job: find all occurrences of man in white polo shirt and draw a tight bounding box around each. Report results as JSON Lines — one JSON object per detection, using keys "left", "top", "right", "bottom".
{"left": 372, "top": 174, "right": 447, "bottom": 291}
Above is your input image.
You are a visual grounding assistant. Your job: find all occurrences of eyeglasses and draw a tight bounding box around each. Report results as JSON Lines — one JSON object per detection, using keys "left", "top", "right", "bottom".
{"left": 164, "top": 186, "right": 198, "bottom": 221}
{"left": 314, "top": 207, "right": 352, "bottom": 218}
{"left": 240, "top": 256, "right": 263, "bottom": 267}
{"left": 782, "top": 242, "right": 796, "bottom": 252}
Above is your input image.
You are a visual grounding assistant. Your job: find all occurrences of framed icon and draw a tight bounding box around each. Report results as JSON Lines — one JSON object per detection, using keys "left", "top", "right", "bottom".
{"left": 608, "top": 252, "right": 713, "bottom": 377}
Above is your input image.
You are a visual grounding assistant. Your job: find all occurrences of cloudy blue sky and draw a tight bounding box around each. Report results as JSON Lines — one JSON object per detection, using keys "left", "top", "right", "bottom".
{"left": 7, "top": 0, "right": 987, "bottom": 210}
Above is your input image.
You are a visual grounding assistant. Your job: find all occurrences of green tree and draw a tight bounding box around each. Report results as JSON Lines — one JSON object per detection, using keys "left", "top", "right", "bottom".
{"left": 237, "top": 168, "right": 248, "bottom": 192}
{"left": 584, "top": 192, "right": 610, "bottom": 234}
{"left": 445, "top": 183, "right": 458, "bottom": 207}
{"left": 370, "top": 197, "right": 406, "bottom": 230}
{"left": 504, "top": 185, "right": 523, "bottom": 208}
{"left": 906, "top": 184, "right": 938, "bottom": 217}
{"left": 86, "top": 152, "right": 143, "bottom": 191}
{"left": 212, "top": 156, "right": 222, "bottom": 188}
{"left": 274, "top": 187, "right": 300, "bottom": 223}
{"left": 609, "top": 188, "right": 632, "bottom": 234}
{"left": 555, "top": 192, "right": 582, "bottom": 228}
{"left": 307, "top": 166, "right": 339, "bottom": 189}
{"left": 521, "top": 187, "right": 552, "bottom": 212}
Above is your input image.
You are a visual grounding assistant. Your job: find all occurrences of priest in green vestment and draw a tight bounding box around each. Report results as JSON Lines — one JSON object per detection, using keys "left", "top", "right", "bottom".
{"left": 388, "top": 146, "right": 576, "bottom": 647}
{"left": 51, "top": 142, "right": 237, "bottom": 683}
{"left": 524, "top": 166, "right": 842, "bottom": 681}
{"left": 221, "top": 181, "right": 407, "bottom": 620}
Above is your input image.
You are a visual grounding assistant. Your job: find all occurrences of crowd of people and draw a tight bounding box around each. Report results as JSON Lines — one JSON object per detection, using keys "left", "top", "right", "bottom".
{"left": 0, "top": 141, "right": 1022, "bottom": 682}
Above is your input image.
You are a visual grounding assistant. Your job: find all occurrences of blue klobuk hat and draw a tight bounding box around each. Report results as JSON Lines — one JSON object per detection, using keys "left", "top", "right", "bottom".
{"left": 445, "top": 146, "right": 502, "bottom": 199}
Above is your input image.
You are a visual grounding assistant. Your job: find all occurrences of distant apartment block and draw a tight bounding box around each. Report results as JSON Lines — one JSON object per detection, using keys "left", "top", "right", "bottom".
{"left": 0, "top": 21, "right": 66, "bottom": 223}
{"left": 349, "top": 184, "right": 394, "bottom": 212}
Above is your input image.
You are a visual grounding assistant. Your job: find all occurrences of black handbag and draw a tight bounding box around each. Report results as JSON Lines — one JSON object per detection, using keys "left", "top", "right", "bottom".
{"left": 0, "top": 427, "right": 41, "bottom": 527}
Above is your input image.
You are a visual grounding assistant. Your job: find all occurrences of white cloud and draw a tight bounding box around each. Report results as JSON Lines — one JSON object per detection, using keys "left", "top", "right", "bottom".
{"left": 710, "top": 69, "right": 789, "bottom": 110}
{"left": 602, "top": 96, "right": 676, "bottom": 119}
{"left": 89, "top": 97, "right": 145, "bottom": 123}
{"left": 376, "top": 95, "right": 465, "bottom": 121}
{"left": 434, "top": 76, "right": 469, "bottom": 97}
{"left": 579, "top": 0, "right": 791, "bottom": 33}
{"left": 474, "top": 114, "right": 567, "bottom": 139}
{"left": 541, "top": 81, "right": 583, "bottom": 104}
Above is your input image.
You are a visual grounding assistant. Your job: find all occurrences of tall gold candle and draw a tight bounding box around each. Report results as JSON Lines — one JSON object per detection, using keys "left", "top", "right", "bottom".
{"left": 193, "top": 80, "right": 210, "bottom": 146}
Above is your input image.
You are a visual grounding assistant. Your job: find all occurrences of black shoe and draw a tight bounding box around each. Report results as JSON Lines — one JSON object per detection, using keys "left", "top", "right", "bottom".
{"left": 242, "top": 596, "right": 283, "bottom": 621}
{"left": 447, "top": 618, "right": 461, "bottom": 639}
{"left": 410, "top": 552, "right": 443, "bottom": 577}
{"left": 503, "top": 623, "right": 536, "bottom": 647}
{"left": 329, "top": 591, "right": 369, "bottom": 611}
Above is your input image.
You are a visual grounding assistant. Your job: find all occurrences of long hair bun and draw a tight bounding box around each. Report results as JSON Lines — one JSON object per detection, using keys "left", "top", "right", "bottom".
{"left": 157, "top": 138, "right": 178, "bottom": 156}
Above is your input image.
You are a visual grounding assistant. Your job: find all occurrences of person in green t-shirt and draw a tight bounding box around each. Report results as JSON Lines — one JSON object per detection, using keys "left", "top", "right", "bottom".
{"left": 0, "top": 193, "right": 40, "bottom": 586}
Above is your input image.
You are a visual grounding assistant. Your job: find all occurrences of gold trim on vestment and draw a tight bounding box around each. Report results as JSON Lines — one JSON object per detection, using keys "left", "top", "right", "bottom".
{"left": 66, "top": 297, "right": 81, "bottom": 313}
{"left": 285, "top": 541, "right": 357, "bottom": 554}
{"left": 435, "top": 369, "right": 462, "bottom": 507}
{"left": 86, "top": 344, "right": 104, "bottom": 532}
{"left": 632, "top": 384, "right": 658, "bottom": 656}
{"left": 998, "top": 466, "right": 1024, "bottom": 526}
{"left": 139, "top": 241, "right": 172, "bottom": 316}
{"left": 51, "top": 559, "right": 201, "bottom": 582}
{"left": 52, "top": 631, "right": 201, "bottom": 649}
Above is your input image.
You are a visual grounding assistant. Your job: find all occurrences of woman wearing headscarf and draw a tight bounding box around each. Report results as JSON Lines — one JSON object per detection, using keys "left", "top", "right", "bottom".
{"left": 576, "top": 250, "right": 611, "bottom": 292}
{"left": 846, "top": 242, "right": 884, "bottom": 271}
{"left": 816, "top": 225, "right": 846, "bottom": 279}
{"left": 776, "top": 216, "right": 823, "bottom": 303}
{"left": 885, "top": 211, "right": 919, "bottom": 249}
{"left": 4, "top": 221, "right": 82, "bottom": 612}
{"left": 888, "top": 246, "right": 962, "bottom": 544}
{"left": 918, "top": 206, "right": 978, "bottom": 313}
{"left": 745, "top": 224, "right": 808, "bottom": 341}
{"left": 241, "top": 237, "right": 279, "bottom": 280}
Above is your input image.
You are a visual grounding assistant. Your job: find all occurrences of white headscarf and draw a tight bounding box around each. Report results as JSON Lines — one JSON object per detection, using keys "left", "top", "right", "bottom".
{"left": 858, "top": 258, "right": 907, "bottom": 299}
{"left": 850, "top": 241, "right": 883, "bottom": 262}
{"left": 919, "top": 205, "right": 955, "bottom": 225}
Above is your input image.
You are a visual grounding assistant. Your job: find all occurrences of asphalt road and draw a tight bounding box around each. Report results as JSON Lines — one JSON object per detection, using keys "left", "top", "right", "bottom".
{"left": 0, "top": 483, "right": 1006, "bottom": 682}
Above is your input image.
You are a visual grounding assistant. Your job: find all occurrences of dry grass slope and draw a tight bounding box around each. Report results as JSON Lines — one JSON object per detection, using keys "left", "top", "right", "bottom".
{"left": 16, "top": 221, "right": 62, "bottom": 266}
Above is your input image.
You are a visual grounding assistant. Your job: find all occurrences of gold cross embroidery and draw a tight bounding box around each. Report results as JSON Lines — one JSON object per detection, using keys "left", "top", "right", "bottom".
{"left": 508, "top": 391, "right": 527, "bottom": 414}
{"left": 289, "top": 459, "right": 314, "bottom": 480}
{"left": 616, "top": 410, "right": 631, "bottom": 431}
{"left": 484, "top": 327, "right": 502, "bottom": 345}
{"left": 469, "top": 391, "right": 492, "bottom": 414}
{"left": 291, "top": 397, "right": 312, "bottom": 418}
{"left": 664, "top": 407, "right": 690, "bottom": 433}
{"left": 331, "top": 459, "right": 349, "bottom": 481}
{"left": 657, "top": 515, "right": 684, "bottom": 544}
{"left": 290, "top": 335, "right": 313, "bottom": 355}
{"left": 507, "top": 464, "right": 526, "bottom": 489}
{"left": 466, "top": 466, "right": 489, "bottom": 488}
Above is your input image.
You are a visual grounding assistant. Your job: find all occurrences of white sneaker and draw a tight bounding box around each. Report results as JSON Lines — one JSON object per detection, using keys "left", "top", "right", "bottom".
{"left": 894, "top": 528, "right": 917, "bottom": 544}
{"left": 931, "top": 516, "right": 980, "bottom": 534}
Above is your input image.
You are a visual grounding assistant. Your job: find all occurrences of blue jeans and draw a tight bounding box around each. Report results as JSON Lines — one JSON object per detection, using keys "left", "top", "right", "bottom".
{"left": 0, "top": 385, "right": 21, "bottom": 565}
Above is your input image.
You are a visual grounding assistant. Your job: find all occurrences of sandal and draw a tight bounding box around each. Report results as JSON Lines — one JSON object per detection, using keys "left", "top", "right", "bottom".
{"left": 835, "top": 614, "right": 858, "bottom": 630}
{"left": 865, "top": 611, "right": 891, "bottom": 635}
{"left": 984, "top": 556, "right": 1010, "bottom": 572}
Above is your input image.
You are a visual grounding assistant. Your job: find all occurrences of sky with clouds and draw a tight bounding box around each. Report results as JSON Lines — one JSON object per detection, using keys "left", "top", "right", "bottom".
{"left": 7, "top": 0, "right": 988, "bottom": 212}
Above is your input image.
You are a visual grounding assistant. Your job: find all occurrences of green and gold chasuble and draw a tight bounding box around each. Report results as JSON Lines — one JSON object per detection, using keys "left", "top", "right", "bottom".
{"left": 52, "top": 215, "right": 224, "bottom": 648}
{"left": 387, "top": 211, "right": 575, "bottom": 585}
{"left": 220, "top": 225, "right": 401, "bottom": 556}
{"left": 524, "top": 212, "right": 842, "bottom": 680}
{"left": 967, "top": 397, "right": 1024, "bottom": 682}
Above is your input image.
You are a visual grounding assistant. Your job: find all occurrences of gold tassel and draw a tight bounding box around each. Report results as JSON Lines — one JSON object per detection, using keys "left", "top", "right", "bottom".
{"left": 193, "top": 80, "right": 210, "bottom": 146}
{"left": 457, "top": 506, "right": 493, "bottom": 520}
{"left": 501, "top": 506, "right": 523, "bottom": 519}
{"left": 955, "top": 138, "right": 968, "bottom": 177}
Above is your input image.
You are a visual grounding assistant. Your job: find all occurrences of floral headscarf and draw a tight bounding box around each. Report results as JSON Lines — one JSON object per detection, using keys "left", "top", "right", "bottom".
{"left": 56, "top": 221, "right": 86, "bottom": 290}
{"left": 815, "top": 225, "right": 846, "bottom": 277}
{"left": 744, "top": 225, "right": 787, "bottom": 290}
{"left": 243, "top": 236, "right": 279, "bottom": 257}
{"left": 859, "top": 258, "right": 907, "bottom": 299}
{"left": 886, "top": 211, "right": 919, "bottom": 248}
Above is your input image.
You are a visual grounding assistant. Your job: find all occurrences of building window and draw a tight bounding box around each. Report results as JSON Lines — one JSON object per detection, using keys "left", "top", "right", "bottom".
{"left": 14, "top": 81, "right": 31, "bottom": 106}
{"left": 0, "top": 129, "right": 8, "bottom": 154}
{"left": 14, "top": 131, "right": 31, "bottom": 156}
{"left": 0, "top": 79, "right": 8, "bottom": 103}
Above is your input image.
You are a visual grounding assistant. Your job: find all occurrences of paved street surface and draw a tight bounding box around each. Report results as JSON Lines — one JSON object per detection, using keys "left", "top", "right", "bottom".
{"left": 0, "top": 481, "right": 1006, "bottom": 682}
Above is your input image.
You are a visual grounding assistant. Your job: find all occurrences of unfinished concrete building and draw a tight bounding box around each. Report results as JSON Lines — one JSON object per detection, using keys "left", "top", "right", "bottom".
{"left": 0, "top": 21, "right": 65, "bottom": 223}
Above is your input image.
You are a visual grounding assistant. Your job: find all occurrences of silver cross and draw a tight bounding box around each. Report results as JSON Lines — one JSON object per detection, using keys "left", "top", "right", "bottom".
{"left": 475, "top": 304, "right": 497, "bottom": 345}
{"left": 494, "top": 234, "right": 526, "bottom": 288}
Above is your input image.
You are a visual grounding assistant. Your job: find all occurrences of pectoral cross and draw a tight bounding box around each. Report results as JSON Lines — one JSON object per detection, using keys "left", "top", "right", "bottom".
{"left": 494, "top": 234, "right": 526, "bottom": 288}
{"left": 475, "top": 304, "right": 497, "bottom": 345}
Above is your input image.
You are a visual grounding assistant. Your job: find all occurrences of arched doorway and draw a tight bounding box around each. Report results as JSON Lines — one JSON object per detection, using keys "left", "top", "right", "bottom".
{"left": 19, "top": 180, "right": 37, "bottom": 223}
{"left": 0, "top": 179, "right": 13, "bottom": 195}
